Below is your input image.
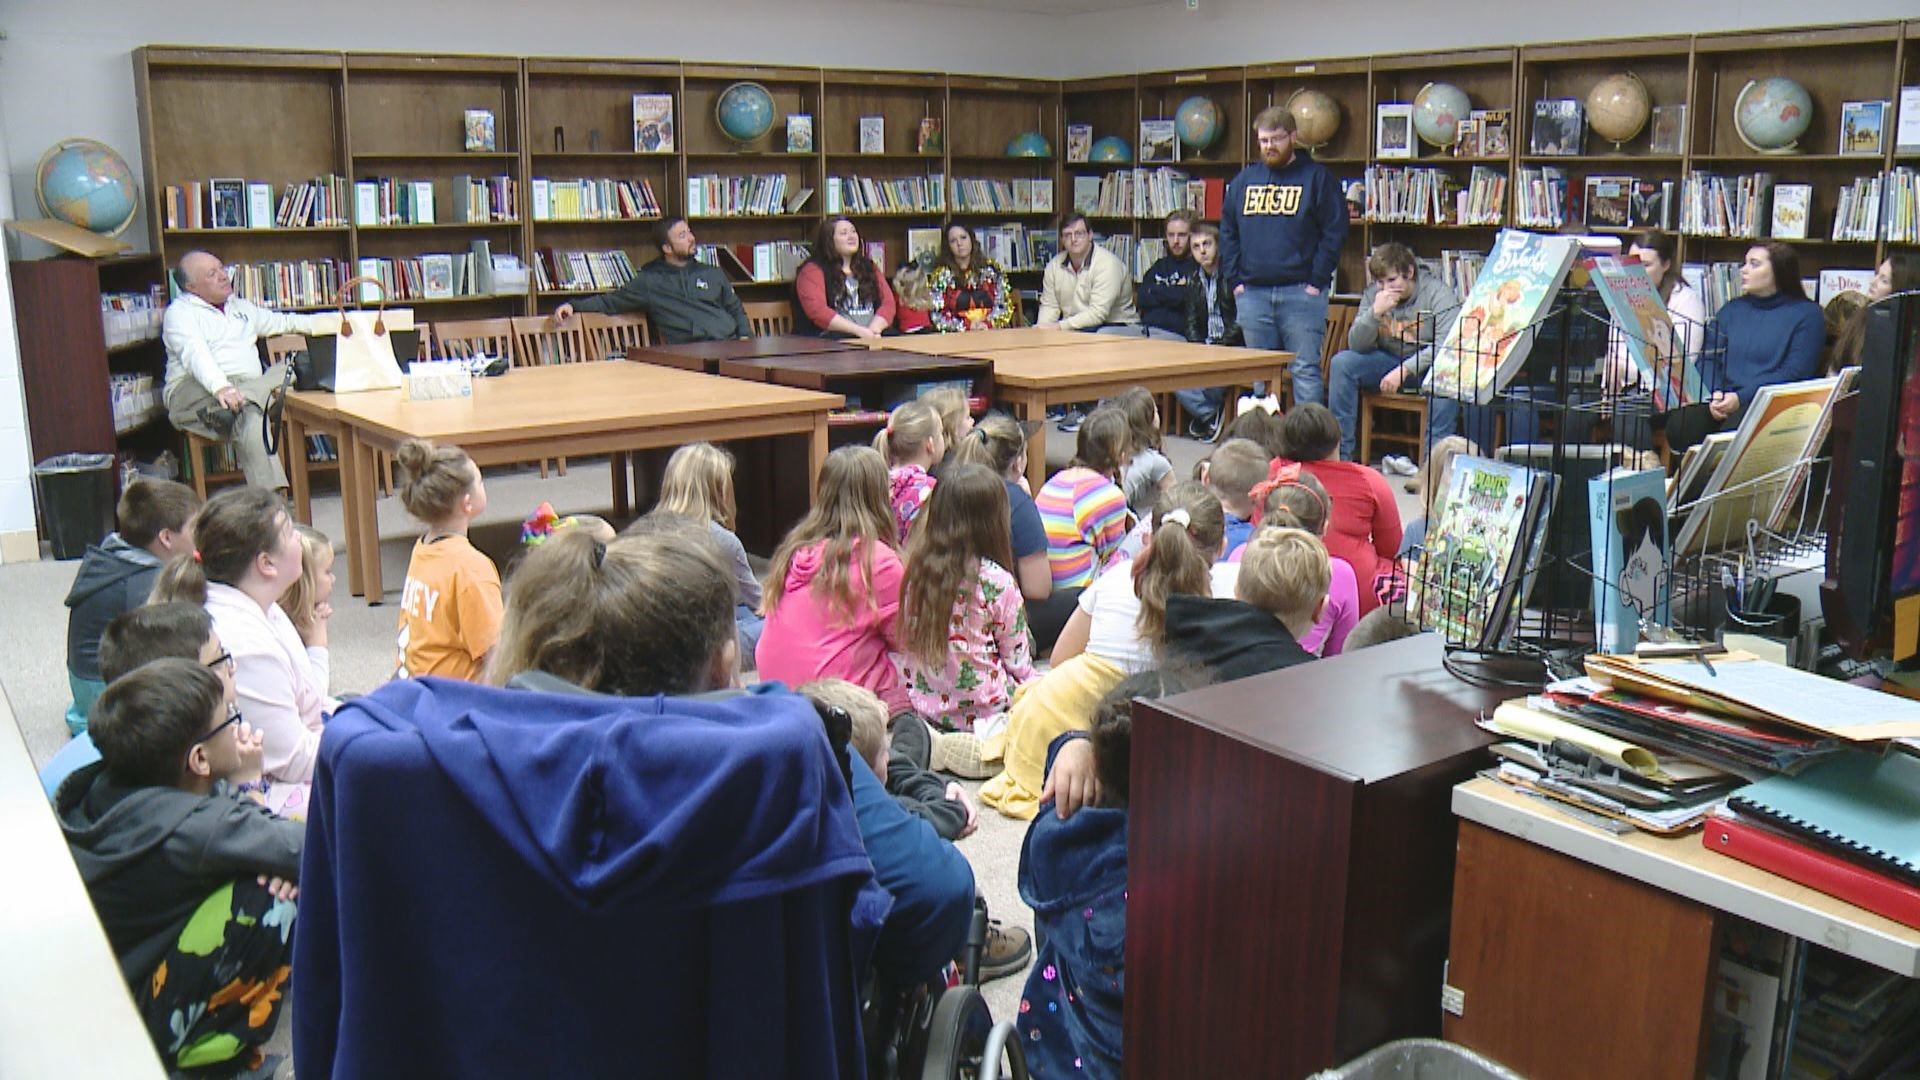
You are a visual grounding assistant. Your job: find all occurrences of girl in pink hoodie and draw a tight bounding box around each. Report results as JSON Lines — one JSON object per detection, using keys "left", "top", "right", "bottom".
{"left": 874, "top": 400, "right": 945, "bottom": 544}
{"left": 756, "top": 446, "right": 911, "bottom": 714}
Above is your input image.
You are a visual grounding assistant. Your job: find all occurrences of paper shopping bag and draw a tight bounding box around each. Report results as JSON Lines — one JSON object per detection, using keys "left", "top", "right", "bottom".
{"left": 299, "top": 276, "right": 417, "bottom": 393}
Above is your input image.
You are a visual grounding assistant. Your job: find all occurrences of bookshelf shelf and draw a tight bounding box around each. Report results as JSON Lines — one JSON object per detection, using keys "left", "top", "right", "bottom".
{"left": 824, "top": 152, "right": 948, "bottom": 162}
{"left": 530, "top": 217, "right": 665, "bottom": 226}
{"left": 352, "top": 152, "right": 520, "bottom": 161}
{"left": 1519, "top": 154, "right": 1685, "bottom": 164}
{"left": 684, "top": 150, "right": 818, "bottom": 160}
{"left": 530, "top": 152, "right": 675, "bottom": 161}
{"left": 107, "top": 337, "right": 163, "bottom": 357}
{"left": 686, "top": 213, "right": 817, "bottom": 222}
{"left": 162, "top": 226, "right": 352, "bottom": 236}
{"left": 1688, "top": 154, "right": 1882, "bottom": 165}
{"left": 356, "top": 222, "right": 521, "bottom": 231}
{"left": 948, "top": 154, "right": 1056, "bottom": 165}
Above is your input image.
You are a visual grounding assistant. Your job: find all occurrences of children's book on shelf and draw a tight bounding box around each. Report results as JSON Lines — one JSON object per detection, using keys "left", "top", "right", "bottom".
{"left": 464, "top": 109, "right": 495, "bottom": 153}
{"left": 1629, "top": 179, "right": 1672, "bottom": 230}
{"left": 1032, "top": 180, "right": 1054, "bottom": 214}
{"left": 1671, "top": 375, "right": 1842, "bottom": 555}
{"left": 1583, "top": 175, "right": 1632, "bottom": 231}
{"left": 1899, "top": 87, "right": 1920, "bottom": 154}
{"left": 906, "top": 227, "right": 942, "bottom": 266}
{"left": 1409, "top": 454, "right": 1554, "bottom": 651}
{"left": 1839, "top": 100, "right": 1887, "bottom": 156}
{"left": 210, "top": 178, "right": 247, "bottom": 229}
{"left": 1470, "top": 108, "right": 1510, "bottom": 156}
{"left": 1376, "top": 103, "right": 1413, "bottom": 159}
{"left": 859, "top": 116, "right": 885, "bottom": 155}
{"left": 246, "top": 182, "right": 273, "bottom": 229}
{"left": 1066, "top": 124, "right": 1092, "bottom": 164}
{"left": 1426, "top": 229, "right": 1581, "bottom": 406}
{"left": 1530, "top": 99, "right": 1583, "bottom": 156}
{"left": 865, "top": 240, "right": 887, "bottom": 275}
{"left": 1649, "top": 104, "right": 1685, "bottom": 155}
{"left": 420, "top": 254, "right": 455, "bottom": 300}
{"left": 631, "top": 94, "right": 674, "bottom": 153}
{"left": 1589, "top": 467, "right": 1669, "bottom": 654}
{"left": 786, "top": 114, "right": 813, "bottom": 154}
{"left": 1455, "top": 119, "right": 1483, "bottom": 158}
{"left": 1817, "top": 268, "right": 1875, "bottom": 307}
{"left": 1769, "top": 183, "right": 1811, "bottom": 240}
{"left": 1342, "top": 178, "right": 1366, "bottom": 222}
{"left": 1139, "top": 119, "right": 1178, "bottom": 163}
{"left": 1587, "top": 253, "right": 1703, "bottom": 411}
{"left": 917, "top": 117, "right": 943, "bottom": 155}
{"left": 1072, "top": 175, "right": 1101, "bottom": 215}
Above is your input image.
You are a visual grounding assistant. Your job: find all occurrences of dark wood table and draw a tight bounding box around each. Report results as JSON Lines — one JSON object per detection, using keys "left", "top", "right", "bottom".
{"left": 627, "top": 336, "right": 859, "bottom": 374}
{"left": 715, "top": 348, "right": 992, "bottom": 394}
{"left": 1125, "top": 633, "right": 1503, "bottom": 1079}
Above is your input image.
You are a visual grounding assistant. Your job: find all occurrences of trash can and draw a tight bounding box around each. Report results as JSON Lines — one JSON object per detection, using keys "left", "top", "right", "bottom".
{"left": 1309, "top": 1039, "right": 1525, "bottom": 1080}
{"left": 33, "top": 453, "right": 118, "bottom": 560}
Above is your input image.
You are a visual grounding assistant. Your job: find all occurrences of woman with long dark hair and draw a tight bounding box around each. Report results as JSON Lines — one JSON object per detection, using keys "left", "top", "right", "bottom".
{"left": 796, "top": 216, "right": 895, "bottom": 339}
{"left": 928, "top": 223, "right": 1014, "bottom": 332}
{"left": 1699, "top": 242, "right": 1824, "bottom": 431}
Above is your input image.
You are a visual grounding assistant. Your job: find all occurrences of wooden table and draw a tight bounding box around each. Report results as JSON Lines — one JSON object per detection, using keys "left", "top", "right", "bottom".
{"left": 715, "top": 348, "right": 991, "bottom": 392}
{"left": 980, "top": 338, "right": 1290, "bottom": 488}
{"left": 628, "top": 335, "right": 858, "bottom": 374}
{"left": 1126, "top": 633, "right": 1503, "bottom": 1079}
{"left": 300, "top": 363, "right": 842, "bottom": 603}
{"left": 1445, "top": 778, "right": 1920, "bottom": 1079}
{"left": 857, "top": 327, "right": 1091, "bottom": 355}
{"left": 283, "top": 390, "right": 343, "bottom": 529}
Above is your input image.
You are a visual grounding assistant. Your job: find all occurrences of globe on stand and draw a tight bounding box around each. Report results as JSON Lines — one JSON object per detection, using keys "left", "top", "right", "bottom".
{"left": 35, "top": 139, "right": 138, "bottom": 237}
{"left": 1733, "top": 76, "right": 1814, "bottom": 154}
{"left": 1005, "top": 131, "right": 1053, "bottom": 158}
{"left": 1089, "top": 136, "right": 1132, "bottom": 164}
{"left": 1586, "top": 73, "right": 1651, "bottom": 149}
{"left": 1412, "top": 82, "right": 1472, "bottom": 149}
{"left": 1174, "top": 96, "right": 1222, "bottom": 154}
{"left": 1284, "top": 89, "right": 1342, "bottom": 151}
{"left": 714, "top": 82, "right": 776, "bottom": 145}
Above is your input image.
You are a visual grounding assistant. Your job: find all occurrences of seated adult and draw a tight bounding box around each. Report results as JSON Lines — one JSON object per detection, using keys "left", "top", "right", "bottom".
{"left": 162, "top": 250, "right": 318, "bottom": 492}
{"left": 1174, "top": 222, "right": 1244, "bottom": 441}
{"left": 1830, "top": 254, "right": 1917, "bottom": 371}
{"left": 796, "top": 216, "right": 896, "bottom": 339}
{"left": 1278, "top": 404, "right": 1402, "bottom": 613}
{"left": 1687, "top": 242, "right": 1824, "bottom": 449}
{"left": 928, "top": 223, "right": 1015, "bottom": 332}
{"left": 1036, "top": 212, "right": 1140, "bottom": 333}
{"left": 1327, "top": 242, "right": 1462, "bottom": 463}
{"left": 1135, "top": 211, "right": 1198, "bottom": 341}
{"left": 553, "top": 216, "right": 751, "bottom": 342}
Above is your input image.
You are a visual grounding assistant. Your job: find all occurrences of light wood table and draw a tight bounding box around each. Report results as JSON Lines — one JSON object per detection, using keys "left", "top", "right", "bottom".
{"left": 859, "top": 327, "right": 1093, "bottom": 355}
{"left": 303, "top": 363, "right": 841, "bottom": 603}
{"left": 977, "top": 339, "right": 1291, "bottom": 489}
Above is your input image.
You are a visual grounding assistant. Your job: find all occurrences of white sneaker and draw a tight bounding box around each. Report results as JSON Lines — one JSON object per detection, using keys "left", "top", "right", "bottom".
{"left": 1382, "top": 454, "right": 1418, "bottom": 476}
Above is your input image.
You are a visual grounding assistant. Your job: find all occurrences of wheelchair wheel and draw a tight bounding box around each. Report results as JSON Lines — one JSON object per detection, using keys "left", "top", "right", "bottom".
{"left": 919, "top": 987, "right": 1027, "bottom": 1080}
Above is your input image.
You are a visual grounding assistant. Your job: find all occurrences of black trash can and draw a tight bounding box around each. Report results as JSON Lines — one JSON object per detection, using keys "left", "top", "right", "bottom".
{"left": 34, "top": 453, "right": 118, "bottom": 560}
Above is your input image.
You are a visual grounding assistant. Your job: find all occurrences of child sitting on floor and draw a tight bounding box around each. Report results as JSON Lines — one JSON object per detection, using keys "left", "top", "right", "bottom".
{"left": 63, "top": 478, "right": 201, "bottom": 733}
{"left": 58, "top": 658, "right": 302, "bottom": 1076}
{"left": 757, "top": 445, "right": 911, "bottom": 716}
{"left": 1112, "top": 386, "right": 1175, "bottom": 515}
{"left": 800, "top": 677, "right": 979, "bottom": 841}
{"left": 1234, "top": 466, "right": 1359, "bottom": 656}
{"left": 892, "top": 261, "right": 935, "bottom": 335}
{"left": 278, "top": 524, "right": 337, "bottom": 674}
{"left": 1279, "top": 404, "right": 1403, "bottom": 613}
{"left": 1202, "top": 437, "right": 1271, "bottom": 555}
{"left": 920, "top": 384, "right": 976, "bottom": 466}
{"left": 653, "top": 441, "right": 766, "bottom": 657}
{"left": 393, "top": 438, "right": 503, "bottom": 682}
{"left": 1166, "top": 525, "right": 1330, "bottom": 683}
{"left": 1035, "top": 407, "right": 1134, "bottom": 592}
{"left": 875, "top": 399, "right": 946, "bottom": 542}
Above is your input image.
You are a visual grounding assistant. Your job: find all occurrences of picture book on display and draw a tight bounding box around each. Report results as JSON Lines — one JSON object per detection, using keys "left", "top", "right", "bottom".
{"left": 1671, "top": 375, "right": 1841, "bottom": 555}
{"left": 1769, "top": 183, "right": 1811, "bottom": 240}
{"left": 1900, "top": 87, "right": 1920, "bottom": 154}
{"left": 1409, "top": 454, "right": 1554, "bottom": 651}
{"left": 1470, "top": 108, "right": 1510, "bottom": 156}
{"left": 917, "top": 118, "right": 943, "bottom": 155}
{"left": 1425, "top": 229, "right": 1581, "bottom": 406}
{"left": 1066, "top": 124, "right": 1092, "bottom": 164}
{"left": 1817, "top": 268, "right": 1875, "bottom": 307}
{"left": 1590, "top": 467, "right": 1669, "bottom": 654}
{"left": 1376, "top": 103, "right": 1413, "bottom": 159}
{"left": 1139, "top": 119, "right": 1178, "bottom": 163}
{"left": 786, "top": 114, "right": 813, "bottom": 154}
{"left": 631, "top": 94, "right": 674, "bottom": 153}
{"left": 1586, "top": 253, "right": 1703, "bottom": 410}
{"left": 1649, "top": 104, "right": 1685, "bottom": 155}
{"left": 210, "top": 178, "right": 247, "bottom": 229}
{"left": 464, "top": 110, "right": 495, "bottom": 152}
{"left": 1629, "top": 179, "right": 1672, "bottom": 230}
{"left": 1839, "top": 100, "right": 1887, "bottom": 155}
{"left": 1531, "top": 99, "right": 1583, "bottom": 155}
{"left": 1583, "top": 175, "right": 1632, "bottom": 231}
{"left": 860, "top": 117, "right": 885, "bottom": 155}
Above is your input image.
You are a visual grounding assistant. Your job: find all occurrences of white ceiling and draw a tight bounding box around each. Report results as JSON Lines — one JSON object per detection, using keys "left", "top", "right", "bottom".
{"left": 879, "top": 0, "right": 1175, "bottom": 16}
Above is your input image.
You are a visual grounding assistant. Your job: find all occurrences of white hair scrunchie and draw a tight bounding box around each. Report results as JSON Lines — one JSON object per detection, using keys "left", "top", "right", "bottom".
{"left": 1162, "top": 508, "right": 1192, "bottom": 528}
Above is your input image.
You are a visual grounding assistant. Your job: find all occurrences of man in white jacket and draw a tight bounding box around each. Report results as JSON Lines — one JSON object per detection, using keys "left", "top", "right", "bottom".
{"left": 1037, "top": 212, "right": 1140, "bottom": 332}
{"left": 162, "top": 251, "right": 318, "bottom": 491}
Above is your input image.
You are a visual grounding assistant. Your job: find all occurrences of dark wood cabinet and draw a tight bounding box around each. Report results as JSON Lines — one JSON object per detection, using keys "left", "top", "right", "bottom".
{"left": 11, "top": 253, "right": 167, "bottom": 463}
{"left": 1125, "top": 633, "right": 1503, "bottom": 1078}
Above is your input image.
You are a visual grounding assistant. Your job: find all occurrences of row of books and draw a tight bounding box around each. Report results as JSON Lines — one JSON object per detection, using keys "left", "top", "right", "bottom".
{"left": 1413, "top": 249, "right": 1487, "bottom": 300}
{"left": 449, "top": 175, "right": 519, "bottom": 224}
{"left": 355, "top": 179, "right": 436, "bottom": 227}
{"left": 685, "top": 173, "right": 793, "bottom": 217}
{"left": 531, "top": 248, "right": 637, "bottom": 294}
{"left": 229, "top": 258, "right": 349, "bottom": 309}
{"left": 109, "top": 373, "right": 161, "bottom": 435}
{"left": 101, "top": 287, "right": 165, "bottom": 348}
{"left": 1514, "top": 165, "right": 1571, "bottom": 229}
{"left": 1362, "top": 165, "right": 1505, "bottom": 226}
{"left": 530, "top": 178, "right": 661, "bottom": 222}
{"left": 1067, "top": 169, "right": 1221, "bottom": 220}
{"left": 947, "top": 177, "right": 1054, "bottom": 215}
{"left": 1678, "top": 171, "right": 1774, "bottom": 239}
{"left": 164, "top": 176, "right": 353, "bottom": 231}
{"left": 354, "top": 254, "right": 484, "bottom": 302}
{"left": 974, "top": 223, "right": 1054, "bottom": 273}
{"left": 1828, "top": 169, "right": 1920, "bottom": 244}
{"left": 692, "top": 241, "right": 809, "bottom": 283}
{"left": 825, "top": 174, "right": 946, "bottom": 215}
{"left": 1581, "top": 177, "right": 1673, "bottom": 232}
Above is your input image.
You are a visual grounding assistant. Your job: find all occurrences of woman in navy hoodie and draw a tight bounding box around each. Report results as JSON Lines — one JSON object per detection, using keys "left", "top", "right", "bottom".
{"left": 1701, "top": 242, "right": 1825, "bottom": 431}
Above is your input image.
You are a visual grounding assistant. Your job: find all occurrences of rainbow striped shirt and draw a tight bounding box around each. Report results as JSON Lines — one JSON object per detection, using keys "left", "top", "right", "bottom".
{"left": 1035, "top": 467, "right": 1131, "bottom": 589}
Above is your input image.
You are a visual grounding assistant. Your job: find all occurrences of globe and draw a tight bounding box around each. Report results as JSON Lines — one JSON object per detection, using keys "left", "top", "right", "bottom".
{"left": 1005, "top": 131, "right": 1052, "bottom": 158}
{"left": 35, "top": 139, "right": 138, "bottom": 237}
{"left": 1285, "top": 89, "right": 1342, "bottom": 149}
{"left": 714, "top": 82, "right": 775, "bottom": 145}
{"left": 1174, "top": 96, "right": 1222, "bottom": 152}
{"left": 1586, "top": 73, "right": 1651, "bottom": 147}
{"left": 1734, "top": 76, "right": 1813, "bottom": 153}
{"left": 1412, "top": 82, "right": 1472, "bottom": 149}
{"left": 1089, "top": 135, "right": 1132, "bottom": 164}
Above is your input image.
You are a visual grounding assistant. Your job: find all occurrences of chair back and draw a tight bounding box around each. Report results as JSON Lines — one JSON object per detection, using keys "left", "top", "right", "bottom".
{"left": 264, "top": 333, "right": 307, "bottom": 365}
{"left": 742, "top": 300, "right": 794, "bottom": 336}
{"left": 1321, "top": 299, "right": 1359, "bottom": 382}
{"left": 428, "top": 318, "right": 516, "bottom": 364}
{"left": 581, "top": 312, "right": 652, "bottom": 361}
{"left": 511, "top": 315, "right": 592, "bottom": 366}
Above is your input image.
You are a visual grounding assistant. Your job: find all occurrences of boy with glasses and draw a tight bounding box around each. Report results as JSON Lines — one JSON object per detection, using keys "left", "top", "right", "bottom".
{"left": 56, "top": 656, "right": 302, "bottom": 1076}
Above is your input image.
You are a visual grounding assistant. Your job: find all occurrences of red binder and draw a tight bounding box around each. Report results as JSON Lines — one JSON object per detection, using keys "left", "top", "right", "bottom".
{"left": 1702, "top": 811, "right": 1920, "bottom": 929}
{"left": 1201, "top": 177, "right": 1225, "bottom": 221}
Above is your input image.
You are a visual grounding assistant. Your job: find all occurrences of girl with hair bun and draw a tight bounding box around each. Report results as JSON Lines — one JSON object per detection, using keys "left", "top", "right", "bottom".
{"left": 874, "top": 399, "right": 946, "bottom": 543}
{"left": 393, "top": 437, "right": 503, "bottom": 682}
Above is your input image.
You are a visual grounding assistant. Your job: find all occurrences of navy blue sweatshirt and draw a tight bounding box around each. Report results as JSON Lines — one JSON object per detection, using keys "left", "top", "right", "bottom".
{"left": 1137, "top": 253, "right": 1199, "bottom": 336}
{"left": 1220, "top": 153, "right": 1349, "bottom": 292}
{"left": 1702, "top": 291, "right": 1825, "bottom": 408}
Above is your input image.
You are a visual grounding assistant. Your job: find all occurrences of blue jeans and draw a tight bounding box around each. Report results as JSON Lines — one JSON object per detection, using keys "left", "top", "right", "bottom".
{"left": 1173, "top": 386, "right": 1227, "bottom": 423}
{"left": 1236, "top": 284, "right": 1330, "bottom": 406}
{"left": 1329, "top": 347, "right": 1480, "bottom": 461}
{"left": 735, "top": 603, "right": 765, "bottom": 661}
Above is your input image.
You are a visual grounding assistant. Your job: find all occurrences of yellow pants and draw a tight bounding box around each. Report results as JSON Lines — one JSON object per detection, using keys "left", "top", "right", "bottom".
{"left": 978, "top": 652, "right": 1124, "bottom": 821}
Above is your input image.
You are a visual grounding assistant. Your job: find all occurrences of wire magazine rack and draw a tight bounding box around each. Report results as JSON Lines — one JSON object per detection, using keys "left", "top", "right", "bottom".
{"left": 1386, "top": 289, "right": 1834, "bottom": 689}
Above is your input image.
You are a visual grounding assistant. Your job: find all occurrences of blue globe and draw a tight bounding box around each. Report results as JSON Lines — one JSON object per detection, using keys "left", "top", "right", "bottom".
{"left": 1175, "top": 96, "right": 1222, "bottom": 152}
{"left": 35, "top": 139, "right": 138, "bottom": 237}
{"left": 1413, "top": 82, "right": 1472, "bottom": 148}
{"left": 1089, "top": 136, "right": 1132, "bottom": 164}
{"left": 1734, "top": 77, "right": 1813, "bottom": 153}
{"left": 1005, "top": 131, "right": 1052, "bottom": 158}
{"left": 715, "top": 82, "right": 776, "bottom": 145}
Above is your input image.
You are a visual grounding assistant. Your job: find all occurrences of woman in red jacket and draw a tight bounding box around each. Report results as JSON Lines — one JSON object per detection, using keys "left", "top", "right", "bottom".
{"left": 796, "top": 216, "right": 896, "bottom": 339}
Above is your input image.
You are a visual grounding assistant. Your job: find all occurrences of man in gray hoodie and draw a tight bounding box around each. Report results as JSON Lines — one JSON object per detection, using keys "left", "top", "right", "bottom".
{"left": 1327, "top": 242, "right": 1464, "bottom": 462}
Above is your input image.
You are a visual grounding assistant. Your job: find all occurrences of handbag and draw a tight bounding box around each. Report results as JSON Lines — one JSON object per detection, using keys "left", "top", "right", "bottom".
{"left": 297, "top": 277, "right": 419, "bottom": 393}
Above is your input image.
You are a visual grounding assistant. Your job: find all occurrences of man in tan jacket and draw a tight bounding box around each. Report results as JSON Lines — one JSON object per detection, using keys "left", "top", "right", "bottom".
{"left": 1037, "top": 212, "right": 1139, "bottom": 332}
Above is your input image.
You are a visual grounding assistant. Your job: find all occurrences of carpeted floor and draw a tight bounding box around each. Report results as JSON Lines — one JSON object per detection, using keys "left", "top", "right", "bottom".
{"left": 2, "top": 428, "right": 1422, "bottom": 1067}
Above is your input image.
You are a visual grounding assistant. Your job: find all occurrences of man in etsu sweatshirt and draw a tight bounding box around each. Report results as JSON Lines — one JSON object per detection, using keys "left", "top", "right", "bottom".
{"left": 1221, "top": 105, "right": 1350, "bottom": 406}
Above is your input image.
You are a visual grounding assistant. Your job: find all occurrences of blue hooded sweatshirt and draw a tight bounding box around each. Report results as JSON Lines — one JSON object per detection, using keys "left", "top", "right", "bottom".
{"left": 293, "top": 676, "right": 889, "bottom": 1079}
{"left": 1220, "top": 151, "right": 1349, "bottom": 292}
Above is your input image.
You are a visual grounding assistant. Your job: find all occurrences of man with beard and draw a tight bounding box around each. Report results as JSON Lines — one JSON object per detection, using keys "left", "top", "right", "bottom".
{"left": 555, "top": 216, "right": 751, "bottom": 343}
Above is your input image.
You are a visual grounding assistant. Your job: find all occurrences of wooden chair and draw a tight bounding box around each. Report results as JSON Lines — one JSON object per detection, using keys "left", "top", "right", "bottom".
{"left": 581, "top": 312, "right": 651, "bottom": 361}
{"left": 509, "top": 315, "right": 594, "bottom": 476}
{"left": 427, "top": 317, "right": 516, "bottom": 364}
{"left": 183, "top": 333, "right": 326, "bottom": 500}
{"left": 743, "top": 300, "right": 794, "bottom": 336}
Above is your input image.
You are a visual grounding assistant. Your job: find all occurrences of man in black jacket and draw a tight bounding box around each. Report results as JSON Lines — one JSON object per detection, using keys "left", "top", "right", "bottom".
{"left": 1134, "top": 211, "right": 1198, "bottom": 341}
{"left": 554, "top": 217, "right": 752, "bottom": 342}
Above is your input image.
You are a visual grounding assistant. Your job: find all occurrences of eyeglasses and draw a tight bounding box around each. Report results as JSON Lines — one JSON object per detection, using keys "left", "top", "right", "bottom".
{"left": 193, "top": 707, "right": 243, "bottom": 745}
{"left": 205, "top": 651, "right": 235, "bottom": 676}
